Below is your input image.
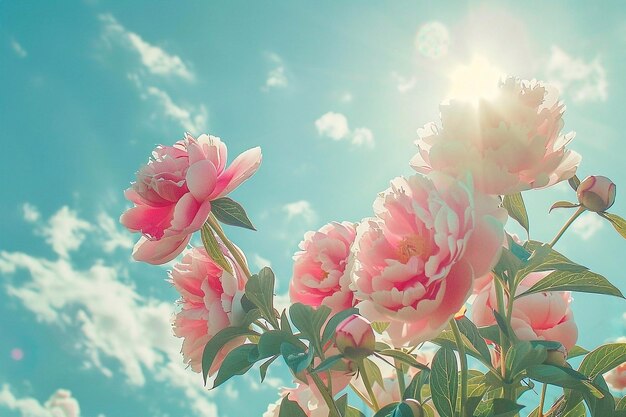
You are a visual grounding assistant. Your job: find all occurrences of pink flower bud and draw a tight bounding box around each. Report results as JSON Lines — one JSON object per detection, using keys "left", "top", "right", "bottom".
{"left": 334, "top": 314, "right": 375, "bottom": 360}
{"left": 577, "top": 175, "right": 616, "bottom": 212}
{"left": 402, "top": 399, "right": 424, "bottom": 417}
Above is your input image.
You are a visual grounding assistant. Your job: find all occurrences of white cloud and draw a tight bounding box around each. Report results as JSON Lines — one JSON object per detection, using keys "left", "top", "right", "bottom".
{"left": 10, "top": 38, "right": 27, "bottom": 58}
{"left": 391, "top": 71, "right": 416, "bottom": 93}
{"left": 339, "top": 92, "right": 353, "bottom": 103}
{"left": 352, "top": 128, "right": 374, "bottom": 148}
{"left": 98, "top": 212, "right": 134, "bottom": 253}
{"left": 571, "top": 212, "right": 604, "bottom": 240}
{"left": 99, "top": 13, "right": 194, "bottom": 81}
{"left": 315, "top": 112, "right": 375, "bottom": 147}
{"left": 546, "top": 46, "right": 608, "bottom": 103}
{"left": 315, "top": 112, "right": 350, "bottom": 141}
{"left": 145, "top": 86, "right": 208, "bottom": 133}
{"left": 0, "top": 385, "right": 80, "bottom": 417}
{"left": 263, "top": 53, "right": 288, "bottom": 91}
{"left": 40, "top": 207, "right": 92, "bottom": 258}
{"left": 283, "top": 200, "right": 317, "bottom": 225}
{"left": 22, "top": 203, "right": 41, "bottom": 223}
{"left": 251, "top": 254, "right": 272, "bottom": 270}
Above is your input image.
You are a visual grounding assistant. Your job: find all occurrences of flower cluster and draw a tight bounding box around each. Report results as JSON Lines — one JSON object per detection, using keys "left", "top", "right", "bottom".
{"left": 121, "top": 77, "right": 626, "bottom": 417}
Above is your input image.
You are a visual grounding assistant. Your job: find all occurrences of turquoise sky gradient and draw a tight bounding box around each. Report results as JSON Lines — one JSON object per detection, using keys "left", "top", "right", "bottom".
{"left": 1, "top": 1, "right": 625, "bottom": 416}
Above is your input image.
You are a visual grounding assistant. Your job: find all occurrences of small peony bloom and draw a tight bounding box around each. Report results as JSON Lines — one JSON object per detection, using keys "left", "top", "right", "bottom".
{"left": 264, "top": 384, "right": 330, "bottom": 417}
{"left": 471, "top": 272, "right": 578, "bottom": 352}
{"left": 171, "top": 245, "right": 247, "bottom": 375}
{"left": 577, "top": 175, "right": 616, "bottom": 212}
{"left": 605, "top": 362, "right": 626, "bottom": 392}
{"left": 411, "top": 77, "right": 581, "bottom": 195}
{"left": 121, "top": 133, "right": 261, "bottom": 265}
{"left": 351, "top": 173, "right": 506, "bottom": 346}
{"left": 290, "top": 221, "right": 357, "bottom": 314}
{"left": 335, "top": 314, "right": 376, "bottom": 360}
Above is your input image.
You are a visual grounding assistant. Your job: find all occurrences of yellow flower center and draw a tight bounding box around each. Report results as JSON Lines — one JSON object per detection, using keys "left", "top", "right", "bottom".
{"left": 397, "top": 234, "right": 431, "bottom": 263}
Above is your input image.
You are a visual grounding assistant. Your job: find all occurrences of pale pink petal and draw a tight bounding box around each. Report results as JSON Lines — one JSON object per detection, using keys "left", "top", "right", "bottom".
{"left": 132, "top": 234, "right": 190, "bottom": 265}
{"left": 186, "top": 160, "right": 218, "bottom": 201}
{"left": 211, "top": 147, "right": 262, "bottom": 199}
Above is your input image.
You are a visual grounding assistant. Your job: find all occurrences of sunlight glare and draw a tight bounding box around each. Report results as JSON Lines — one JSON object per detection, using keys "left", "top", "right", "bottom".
{"left": 447, "top": 56, "right": 506, "bottom": 104}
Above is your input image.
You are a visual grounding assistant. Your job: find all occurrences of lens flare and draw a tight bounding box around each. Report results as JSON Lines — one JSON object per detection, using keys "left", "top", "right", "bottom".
{"left": 447, "top": 56, "right": 506, "bottom": 104}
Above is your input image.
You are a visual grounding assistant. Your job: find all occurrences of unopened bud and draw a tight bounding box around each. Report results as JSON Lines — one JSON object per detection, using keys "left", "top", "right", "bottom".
{"left": 334, "top": 314, "right": 375, "bottom": 360}
{"left": 577, "top": 175, "right": 616, "bottom": 212}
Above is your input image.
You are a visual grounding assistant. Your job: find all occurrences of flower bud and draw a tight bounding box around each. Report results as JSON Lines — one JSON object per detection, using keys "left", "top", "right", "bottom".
{"left": 334, "top": 314, "right": 375, "bottom": 360}
{"left": 577, "top": 175, "right": 616, "bottom": 212}
{"left": 544, "top": 345, "right": 568, "bottom": 367}
{"left": 400, "top": 399, "right": 424, "bottom": 417}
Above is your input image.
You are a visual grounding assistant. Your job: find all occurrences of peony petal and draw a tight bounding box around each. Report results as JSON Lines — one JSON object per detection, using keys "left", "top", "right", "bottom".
{"left": 211, "top": 147, "right": 262, "bottom": 199}
{"left": 186, "top": 160, "right": 218, "bottom": 202}
{"left": 132, "top": 234, "right": 190, "bottom": 265}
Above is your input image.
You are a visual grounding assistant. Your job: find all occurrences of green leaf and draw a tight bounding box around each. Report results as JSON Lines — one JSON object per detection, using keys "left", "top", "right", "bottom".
{"left": 290, "top": 303, "right": 331, "bottom": 353}
{"left": 200, "top": 223, "right": 233, "bottom": 274}
{"left": 579, "top": 343, "right": 626, "bottom": 379}
{"left": 432, "top": 328, "right": 492, "bottom": 365}
{"left": 602, "top": 212, "right": 626, "bottom": 239}
{"left": 550, "top": 201, "right": 580, "bottom": 213}
{"left": 474, "top": 398, "right": 525, "bottom": 417}
{"left": 503, "top": 192, "right": 530, "bottom": 234}
{"left": 280, "top": 309, "right": 292, "bottom": 333}
{"left": 377, "top": 349, "right": 429, "bottom": 370}
{"left": 245, "top": 267, "right": 279, "bottom": 327}
{"left": 403, "top": 369, "right": 430, "bottom": 402}
{"left": 280, "top": 342, "right": 313, "bottom": 375}
{"left": 526, "top": 364, "right": 591, "bottom": 391}
{"left": 456, "top": 316, "right": 492, "bottom": 365}
{"left": 582, "top": 374, "right": 615, "bottom": 417}
{"left": 259, "top": 355, "right": 277, "bottom": 382}
{"left": 279, "top": 394, "right": 308, "bottom": 417}
{"left": 372, "top": 321, "right": 390, "bottom": 334}
{"left": 568, "top": 345, "right": 590, "bottom": 359}
{"left": 373, "top": 403, "right": 401, "bottom": 417}
{"left": 493, "top": 310, "right": 513, "bottom": 341}
{"left": 561, "top": 401, "right": 587, "bottom": 417}
{"left": 391, "top": 403, "right": 415, "bottom": 417}
{"left": 311, "top": 354, "right": 344, "bottom": 373}
{"left": 568, "top": 175, "right": 581, "bottom": 191}
{"left": 422, "top": 404, "right": 437, "bottom": 417}
{"left": 516, "top": 269, "right": 624, "bottom": 299}
{"left": 478, "top": 325, "right": 501, "bottom": 345}
{"left": 202, "top": 326, "right": 256, "bottom": 384}
{"left": 616, "top": 396, "right": 626, "bottom": 417}
{"left": 430, "top": 347, "right": 458, "bottom": 417}
{"left": 494, "top": 247, "right": 523, "bottom": 284}
{"left": 505, "top": 341, "right": 548, "bottom": 380}
{"left": 211, "top": 197, "right": 256, "bottom": 230}
{"left": 345, "top": 407, "right": 366, "bottom": 417}
{"left": 321, "top": 307, "right": 359, "bottom": 345}
{"left": 363, "top": 357, "right": 385, "bottom": 389}
{"left": 518, "top": 241, "right": 588, "bottom": 280}
{"left": 257, "top": 330, "right": 305, "bottom": 360}
{"left": 212, "top": 344, "right": 258, "bottom": 388}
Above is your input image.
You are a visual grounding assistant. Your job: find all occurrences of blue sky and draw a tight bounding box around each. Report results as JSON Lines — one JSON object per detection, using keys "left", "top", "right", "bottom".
{"left": 1, "top": 1, "right": 625, "bottom": 416}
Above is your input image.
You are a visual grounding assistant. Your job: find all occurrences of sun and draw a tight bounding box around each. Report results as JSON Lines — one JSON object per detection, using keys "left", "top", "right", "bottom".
{"left": 447, "top": 56, "right": 506, "bottom": 104}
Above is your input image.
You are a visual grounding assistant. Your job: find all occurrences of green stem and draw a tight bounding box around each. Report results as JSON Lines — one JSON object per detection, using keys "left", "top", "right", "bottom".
{"left": 395, "top": 359, "right": 407, "bottom": 399}
{"left": 311, "top": 373, "right": 342, "bottom": 417}
{"left": 538, "top": 383, "right": 547, "bottom": 417}
{"left": 493, "top": 278, "right": 514, "bottom": 402}
{"left": 450, "top": 319, "right": 468, "bottom": 417}
{"left": 349, "top": 382, "right": 374, "bottom": 410}
{"left": 208, "top": 214, "right": 252, "bottom": 279}
{"left": 358, "top": 360, "right": 380, "bottom": 411}
{"left": 549, "top": 207, "right": 585, "bottom": 248}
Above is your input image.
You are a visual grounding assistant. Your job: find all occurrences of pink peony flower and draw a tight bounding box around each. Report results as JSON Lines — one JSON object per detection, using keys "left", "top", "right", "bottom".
{"left": 351, "top": 173, "right": 506, "bottom": 346}
{"left": 264, "top": 385, "right": 330, "bottom": 417}
{"left": 471, "top": 272, "right": 578, "bottom": 352}
{"left": 411, "top": 77, "right": 581, "bottom": 195}
{"left": 171, "top": 245, "right": 247, "bottom": 375}
{"left": 577, "top": 175, "right": 616, "bottom": 212}
{"left": 334, "top": 314, "right": 376, "bottom": 359}
{"left": 121, "top": 133, "right": 262, "bottom": 265}
{"left": 605, "top": 362, "right": 626, "bottom": 392}
{"left": 290, "top": 222, "right": 357, "bottom": 313}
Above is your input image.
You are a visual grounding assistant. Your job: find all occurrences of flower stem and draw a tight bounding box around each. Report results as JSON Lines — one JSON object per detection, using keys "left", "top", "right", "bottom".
{"left": 311, "top": 373, "right": 342, "bottom": 417}
{"left": 549, "top": 206, "right": 585, "bottom": 248}
{"left": 395, "top": 359, "right": 407, "bottom": 399}
{"left": 349, "top": 382, "right": 374, "bottom": 410}
{"left": 538, "top": 383, "right": 547, "bottom": 417}
{"left": 208, "top": 214, "right": 252, "bottom": 279}
{"left": 450, "top": 318, "right": 468, "bottom": 417}
{"left": 358, "top": 360, "right": 380, "bottom": 411}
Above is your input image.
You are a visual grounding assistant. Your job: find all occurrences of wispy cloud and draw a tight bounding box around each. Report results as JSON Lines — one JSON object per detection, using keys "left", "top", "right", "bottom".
{"left": 571, "top": 212, "right": 604, "bottom": 240}
{"left": 39, "top": 206, "right": 92, "bottom": 259}
{"left": 251, "top": 253, "right": 272, "bottom": 270}
{"left": 0, "top": 385, "right": 81, "bottom": 417}
{"left": 10, "top": 38, "right": 27, "bottom": 58}
{"left": 263, "top": 53, "right": 288, "bottom": 91}
{"left": 98, "top": 212, "right": 134, "bottom": 253}
{"left": 283, "top": 200, "right": 317, "bottom": 225}
{"left": 315, "top": 112, "right": 375, "bottom": 148}
{"left": 145, "top": 86, "right": 208, "bottom": 133}
{"left": 546, "top": 46, "right": 608, "bottom": 103}
{"left": 391, "top": 71, "right": 417, "bottom": 93}
{"left": 22, "top": 203, "right": 40, "bottom": 223}
{"left": 99, "top": 13, "right": 194, "bottom": 81}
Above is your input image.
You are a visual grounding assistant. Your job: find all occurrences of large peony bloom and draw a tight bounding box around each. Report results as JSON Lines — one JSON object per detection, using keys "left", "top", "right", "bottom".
{"left": 471, "top": 272, "right": 578, "bottom": 352}
{"left": 121, "top": 133, "right": 262, "bottom": 265}
{"left": 290, "top": 222, "right": 357, "bottom": 314}
{"left": 411, "top": 77, "right": 581, "bottom": 195}
{"left": 351, "top": 173, "right": 506, "bottom": 346}
{"left": 171, "top": 245, "right": 247, "bottom": 375}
